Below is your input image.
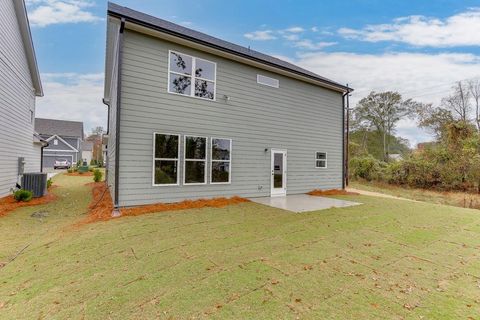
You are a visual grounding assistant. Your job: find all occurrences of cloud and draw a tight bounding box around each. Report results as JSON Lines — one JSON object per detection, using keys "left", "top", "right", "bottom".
{"left": 293, "top": 51, "right": 480, "bottom": 145}
{"left": 26, "top": 0, "right": 102, "bottom": 27}
{"left": 338, "top": 8, "right": 480, "bottom": 47}
{"left": 35, "top": 73, "right": 106, "bottom": 134}
{"left": 244, "top": 30, "right": 276, "bottom": 41}
{"left": 293, "top": 40, "right": 337, "bottom": 50}
{"left": 283, "top": 26, "right": 304, "bottom": 33}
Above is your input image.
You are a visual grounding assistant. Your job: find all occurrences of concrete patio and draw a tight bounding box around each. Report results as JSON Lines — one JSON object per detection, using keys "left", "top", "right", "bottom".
{"left": 249, "top": 194, "right": 361, "bottom": 213}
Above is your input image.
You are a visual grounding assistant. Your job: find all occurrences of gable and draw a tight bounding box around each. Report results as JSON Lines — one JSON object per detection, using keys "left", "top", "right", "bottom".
{"left": 45, "top": 135, "right": 78, "bottom": 152}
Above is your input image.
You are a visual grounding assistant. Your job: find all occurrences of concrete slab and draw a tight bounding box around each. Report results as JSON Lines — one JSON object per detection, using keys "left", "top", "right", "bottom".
{"left": 249, "top": 194, "right": 361, "bottom": 213}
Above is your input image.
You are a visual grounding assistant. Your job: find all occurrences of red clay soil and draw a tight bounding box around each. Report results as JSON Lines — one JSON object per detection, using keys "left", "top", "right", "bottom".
{"left": 65, "top": 172, "right": 93, "bottom": 176}
{"left": 308, "top": 189, "right": 359, "bottom": 196}
{"left": 78, "top": 182, "right": 250, "bottom": 225}
{"left": 0, "top": 192, "right": 57, "bottom": 218}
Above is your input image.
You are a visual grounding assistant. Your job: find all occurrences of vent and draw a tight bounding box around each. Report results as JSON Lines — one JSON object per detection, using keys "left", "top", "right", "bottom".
{"left": 257, "top": 74, "right": 279, "bottom": 88}
{"left": 21, "top": 173, "right": 48, "bottom": 198}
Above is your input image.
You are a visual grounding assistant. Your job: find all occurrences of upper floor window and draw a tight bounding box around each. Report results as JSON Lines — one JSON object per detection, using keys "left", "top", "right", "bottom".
{"left": 168, "top": 51, "right": 216, "bottom": 101}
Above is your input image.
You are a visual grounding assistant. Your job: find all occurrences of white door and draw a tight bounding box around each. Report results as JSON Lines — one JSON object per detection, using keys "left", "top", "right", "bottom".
{"left": 271, "top": 149, "right": 287, "bottom": 196}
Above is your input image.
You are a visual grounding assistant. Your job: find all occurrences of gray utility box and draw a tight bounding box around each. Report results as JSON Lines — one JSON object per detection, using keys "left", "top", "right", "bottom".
{"left": 22, "top": 173, "right": 48, "bottom": 198}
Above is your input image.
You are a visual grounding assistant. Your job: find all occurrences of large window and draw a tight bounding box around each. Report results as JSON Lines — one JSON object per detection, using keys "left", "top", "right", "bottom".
{"left": 184, "top": 136, "right": 207, "bottom": 184}
{"left": 315, "top": 152, "right": 327, "bottom": 168}
{"left": 153, "top": 133, "right": 180, "bottom": 185}
{"left": 168, "top": 51, "right": 216, "bottom": 100}
{"left": 211, "top": 138, "right": 231, "bottom": 184}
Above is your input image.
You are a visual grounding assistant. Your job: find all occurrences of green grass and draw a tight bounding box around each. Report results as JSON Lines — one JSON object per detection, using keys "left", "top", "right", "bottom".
{"left": 1, "top": 176, "right": 480, "bottom": 319}
{"left": 350, "top": 180, "right": 480, "bottom": 209}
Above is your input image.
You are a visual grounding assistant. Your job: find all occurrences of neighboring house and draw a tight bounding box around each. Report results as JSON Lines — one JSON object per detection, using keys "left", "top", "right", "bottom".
{"left": 35, "top": 118, "right": 84, "bottom": 168}
{"left": 103, "top": 3, "right": 353, "bottom": 208}
{"left": 102, "top": 136, "right": 108, "bottom": 166}
{"left": 81, "top": 141, "right": 94, "bottom": 164}
{"left": 0, "top": 0, "right": 45, "bottom": 197}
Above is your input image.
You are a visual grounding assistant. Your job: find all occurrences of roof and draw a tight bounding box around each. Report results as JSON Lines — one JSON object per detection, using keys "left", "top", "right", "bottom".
{"left": 35, "top": 118, "right": 84, "bottom": 138}
{"left": 12, "top": 0, "right": 43, "bottom": 96}
{"left": 106, "top": 2, "right": 352, "bottom": 94}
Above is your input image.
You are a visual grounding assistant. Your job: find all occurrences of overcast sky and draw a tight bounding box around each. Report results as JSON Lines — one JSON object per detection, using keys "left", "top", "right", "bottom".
{"left": 27, "top": 0, "right": 480, "bottom": 146}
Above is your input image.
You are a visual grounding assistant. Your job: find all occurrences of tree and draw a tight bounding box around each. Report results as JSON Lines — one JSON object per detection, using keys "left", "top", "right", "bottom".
{"left": 441, "top": 82, "right": 471, "bottom": 123}
{"left": 414, "top": 103, "right": 454, "bottom": 139}
{"left": 468, "top": 79, "right": 480, "bottom": 132}
{"left": 354, "top": 91, "right": 414, "bottom": 161}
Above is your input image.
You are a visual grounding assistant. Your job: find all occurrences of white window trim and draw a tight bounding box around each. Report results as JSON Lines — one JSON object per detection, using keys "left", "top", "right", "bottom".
{"left": 167, "top": 50, "right": 217, "bottom": 101}
{"left": 315, "top": 151, "right": 328, "bottom": 169}
{"left": 152, "top": 132, "right": 181, "bottom": 187}
{"left": 257, "top": 74, "right": 279, "bottom": 88}
{"left": 183, "top": 135, "right": 208, "bottom": 185}
{"left": 210, "top": 137, "right": 232, "bottom": 185}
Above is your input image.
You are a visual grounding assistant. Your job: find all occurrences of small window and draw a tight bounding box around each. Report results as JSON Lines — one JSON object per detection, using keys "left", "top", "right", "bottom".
{"left": 315, "top": 152, "right": 327, "bottom": 168}
{"left": 184, "top": 136, "right": 207, "bottom": 184}
{"left": 257, "top": 74, "right": 279, "bottom": 88}
{"left": 153, "top": 133, "right": 180, "bottom": 185}
{"left": 211, "top": 138, "right": 231, "bottom": 184}
{"left": 168, "top": 51, "right": 216, "bottom": 100}
{"left": 53, "top": 139, "right": 58, "bottom": 146}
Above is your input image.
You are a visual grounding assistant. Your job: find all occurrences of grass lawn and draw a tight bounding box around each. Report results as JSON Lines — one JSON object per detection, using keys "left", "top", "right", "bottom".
{"left": 1, "top": 175, "right": 480, "bottom": 319}
{"left": 350, "top": 180, "right": 480, "bottom": 209}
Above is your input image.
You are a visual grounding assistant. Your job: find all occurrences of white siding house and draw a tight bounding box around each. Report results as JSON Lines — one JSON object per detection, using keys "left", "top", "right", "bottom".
{"left": 0, "top": 0, "right": 44, "bottom": 197}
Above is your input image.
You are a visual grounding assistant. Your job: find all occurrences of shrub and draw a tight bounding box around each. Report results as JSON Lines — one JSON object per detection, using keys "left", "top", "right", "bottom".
{"left": 47, "top": 179, "right": 53, "bottom": 188}
{"left": 90, "top": 159, "right": 97, "bottom": 166}
{"left": 67, "top": 168, "right": 74, "bottom": 173}
{"left": 14, "top": 189, "right": 33, "bottom": 202}
{"left": 350, "top": 155, "right": 384, "bottom": 181}
{"left": 93, "top": 169, "right": 103, "bottom": 182}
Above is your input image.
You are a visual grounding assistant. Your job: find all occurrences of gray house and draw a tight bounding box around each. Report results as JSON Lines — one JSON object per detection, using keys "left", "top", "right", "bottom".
{"left": 0, "top": 0, "right": 45, "bottom": 197}
{"left": 35, "top": 118, "right": 84, "bottom": 168}
{"left": 104, "top": 3, "right": 352, "bottom": 208}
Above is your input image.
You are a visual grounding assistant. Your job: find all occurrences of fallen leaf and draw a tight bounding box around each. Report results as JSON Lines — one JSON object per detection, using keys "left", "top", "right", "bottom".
{"left": 271, "top": 279, "right": 279, "bottom": 285}
{"left": 295, "top": 298, "right": 302, "bottom": 303}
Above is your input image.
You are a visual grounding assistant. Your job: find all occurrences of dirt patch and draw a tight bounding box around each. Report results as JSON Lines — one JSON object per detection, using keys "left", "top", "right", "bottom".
{"left": 0, "top": 192, "right": 57, "bottom": 218}
{"left": 77, "top": 182, "right": 250, "bottom": 225}
{"left": 65, "top": 172, "right": 93, "bottom": 177}
{"left": 308, "top": 189, "right": 359, "bottom": 196}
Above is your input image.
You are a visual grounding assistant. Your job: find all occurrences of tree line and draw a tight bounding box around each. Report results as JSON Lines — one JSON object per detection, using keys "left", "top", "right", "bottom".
{"left": 349, "top": 79, "right": 480, "bottom": 192}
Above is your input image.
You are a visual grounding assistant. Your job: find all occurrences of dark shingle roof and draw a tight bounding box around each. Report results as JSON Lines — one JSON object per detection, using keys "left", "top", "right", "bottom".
{"left": 107, "top": 2, "right": 352, "bottom": 93}
{"left": 35, "top": 118, "right": 84, "bottom": 138}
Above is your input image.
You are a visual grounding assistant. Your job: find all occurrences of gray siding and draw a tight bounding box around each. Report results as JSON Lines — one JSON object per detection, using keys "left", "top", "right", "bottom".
{"left": 0, "top": 0, "right": 41, "bottom": 197}
{"left": 40, "top": 135, "right": 81, "bottom": 166}
{"left": 117, "top": 30, "right": 343, "bottom": 206}
{"left": 106, "top": 21, "right": 121, "bottom": 202}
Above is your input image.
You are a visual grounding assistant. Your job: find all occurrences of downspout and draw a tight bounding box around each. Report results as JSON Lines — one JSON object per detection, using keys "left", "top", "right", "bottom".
{"left": 345, "top": 85, "right": 350, "bottom": 187}
{"left": 114, "top": 18, "right": 126, "bottom": 210}
{"left": 40, "top": 141, "right": 49, "bottom": 173}
{"left": 102, "top": 98, "right": 110, "bottom": 179}
{"left": 342, "top": 92, "right": 347, "bottom": 190}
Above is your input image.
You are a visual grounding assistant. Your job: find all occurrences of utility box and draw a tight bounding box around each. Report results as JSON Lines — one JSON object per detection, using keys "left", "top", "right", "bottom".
{"left": 22, "top": 173, "right": 48, "bottom": 198}
{"left": 18, "top": 157, "right": 25, "bottom": 175}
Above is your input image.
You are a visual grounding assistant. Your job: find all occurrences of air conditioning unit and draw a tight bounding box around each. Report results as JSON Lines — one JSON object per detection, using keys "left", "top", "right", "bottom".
{"left": 22, "top": 173, "right": 48, "bottom": 198}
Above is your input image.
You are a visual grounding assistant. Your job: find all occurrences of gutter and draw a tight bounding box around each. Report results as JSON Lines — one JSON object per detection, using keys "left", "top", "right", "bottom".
{"left": 342, "top": 87, "right": 351, "bottom": 188}
{"left": 113, "top": 18, "right": 126, "bottom": 209}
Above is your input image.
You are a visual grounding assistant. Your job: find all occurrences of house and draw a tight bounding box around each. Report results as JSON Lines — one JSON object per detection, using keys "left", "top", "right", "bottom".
{"left": 103, "top": 3, "right": 353, "bottom": 208}
{"left": 0, "top": 0, "right": 45, "bottom": 197}
{"left": 81, "top": 141, "right": 94, "bottom": 164}
{"left": 35, "top": 118, "right": 84, "bottom": 168}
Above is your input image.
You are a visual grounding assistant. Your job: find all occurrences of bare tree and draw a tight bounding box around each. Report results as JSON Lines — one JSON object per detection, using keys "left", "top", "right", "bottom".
{"left": 468, "top": 79, "right": 480, "bottom": 132}
{"left": 441, "top": 82, "right": 471, "bottom": 123}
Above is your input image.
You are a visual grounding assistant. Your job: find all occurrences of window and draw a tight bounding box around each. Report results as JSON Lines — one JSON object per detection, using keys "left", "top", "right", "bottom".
{"left": 53, "top": 139, "right": 58, "bottom": 146}
{"left": 211, "top": 138, "right": 231, "bottom": 184}
{"left": 315, "top": 152, "right": 327, "bottom": 168}
{"left": 168, "top": 51, "right": 216, "bottom": 100}
{"left": 257, "top": 74, "right": 279, "bottom": 88}
{"left": 153, "top": 133, "right": 180, "bottom": 185}
{"left": 184, "top": 136, "right": 207, "bottom": 184}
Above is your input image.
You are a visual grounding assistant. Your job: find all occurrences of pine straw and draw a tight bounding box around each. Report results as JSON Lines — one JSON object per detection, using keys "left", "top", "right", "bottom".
{"left": 78, "top": 182, "right": 250, "bottom": 225}
{"left": 0, "top": 192, "right": 57, "bottom": 218}
{"left": 307, "top": 189, "right": 359, "bottom": 196}
{"left": 65, "top": 172, "right": 93, "bottom": 177}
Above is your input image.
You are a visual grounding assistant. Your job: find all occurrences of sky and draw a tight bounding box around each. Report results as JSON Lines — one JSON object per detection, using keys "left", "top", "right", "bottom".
{"left": 26, "top": 0, "right": 480, "bottom": 146}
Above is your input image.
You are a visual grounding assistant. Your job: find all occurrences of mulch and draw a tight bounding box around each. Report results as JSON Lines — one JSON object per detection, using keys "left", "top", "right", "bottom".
{"left": 77, "top": 182, "right": 250, "bottom": 225}
{"left": 308, "top": 189, "right": 359, "bottom": 196}
{"left": 65, "top": 172, "right": 93, "bottom": 176}
{"left": 0, "top": 191, "right": 57, "bottom": 218}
